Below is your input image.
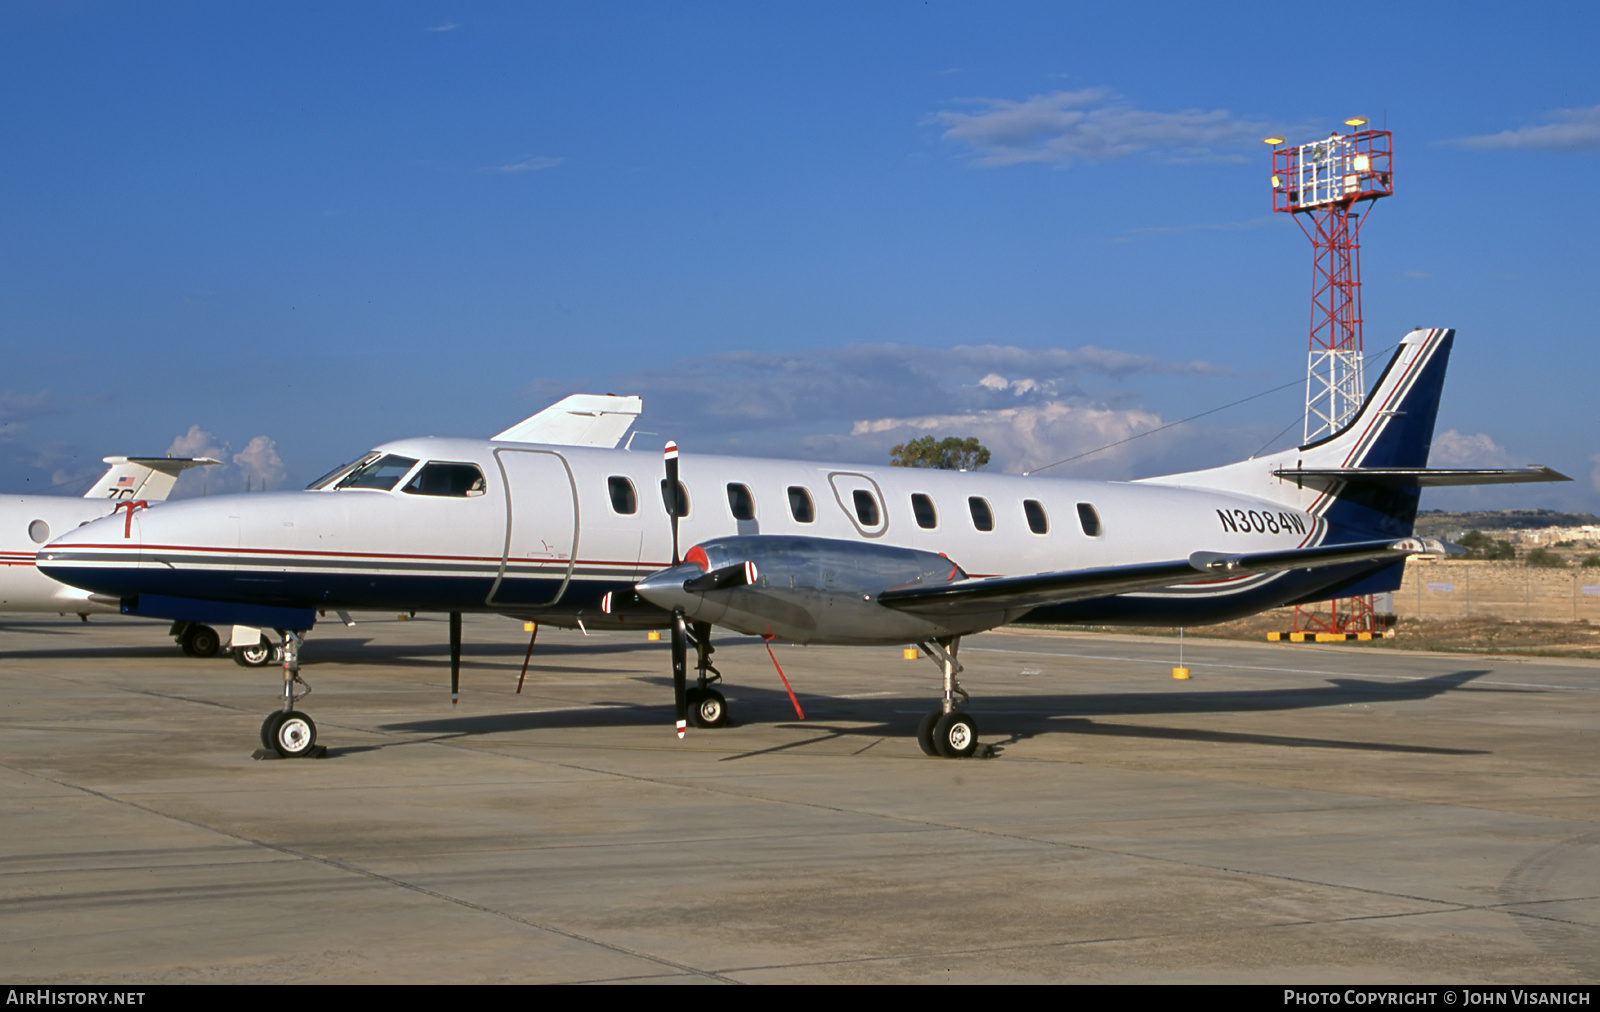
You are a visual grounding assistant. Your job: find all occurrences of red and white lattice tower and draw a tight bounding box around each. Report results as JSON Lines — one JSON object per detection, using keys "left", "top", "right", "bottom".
{"left": 1269, "top": 121, "right": 1394, "bottom": 634}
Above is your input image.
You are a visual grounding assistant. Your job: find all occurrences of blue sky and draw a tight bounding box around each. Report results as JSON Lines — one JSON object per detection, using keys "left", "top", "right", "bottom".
{"left": 4, "top": 2, "right": 1597, "bottom": 512}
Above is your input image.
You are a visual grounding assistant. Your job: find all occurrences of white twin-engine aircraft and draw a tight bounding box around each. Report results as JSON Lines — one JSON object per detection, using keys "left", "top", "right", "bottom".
{"left": 37, "top": 329, "right": 1567, "bottom": 759}
{"left": 2, "top": 393, "right": 642, "bottom": 663}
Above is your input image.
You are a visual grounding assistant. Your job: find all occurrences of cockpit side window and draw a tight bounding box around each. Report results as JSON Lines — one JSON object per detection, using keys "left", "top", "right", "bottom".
{"left": 307, "top": 451, "right": 380, "bottom": 490}
{"left": 335, "top": 454, "right": 419, "bottom": 491}
{"left": 402, "top": 462, "right": 486, "bottom": 497}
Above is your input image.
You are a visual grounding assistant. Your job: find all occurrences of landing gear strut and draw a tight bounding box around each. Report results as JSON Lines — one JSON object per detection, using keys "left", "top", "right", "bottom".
{"left": 257, "top": 630, "right": 321, "bottom": 759}
{"left": 915, "top": 637, "right": 979, "bottom": 758}
{"left": 685, "top": 620, "right": 729, "bottom": 728}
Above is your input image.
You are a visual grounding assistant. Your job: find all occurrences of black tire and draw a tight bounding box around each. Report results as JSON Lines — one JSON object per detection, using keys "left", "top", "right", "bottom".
{"left": 183, "top": 624, "right": 221, "bottom": 659}
{"left": 689, "top": 688, "right": 729, "bottom": 729}
{"left": 933, "top": 711, "right": 979, "bottom": 758}
{"left": 233, "top": 638, "right": 276, "bottom": 668}
{"left": 272, "top": 710, "right": 317, "bottom": 758}
{"left": 260, "top": 711, "right": 287, "bottom": 750}
{"left": 916, "top": 710, "right": 942, "bottom": 756}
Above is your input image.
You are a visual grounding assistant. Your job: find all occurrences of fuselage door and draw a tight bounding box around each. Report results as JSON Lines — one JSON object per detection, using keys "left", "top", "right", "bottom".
{"left": 826, "top": 471, "right": 889, "bottom": 538}
{"left": 488, "top": 448, "right": 579, "bottom": 607}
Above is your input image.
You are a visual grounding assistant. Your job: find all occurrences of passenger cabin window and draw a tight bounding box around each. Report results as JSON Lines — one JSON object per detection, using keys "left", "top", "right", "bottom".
{"left": 788, "top": 486, "right": 815, "bottom": 523}
{"left": 336, "top": 454, "right": 418, "bottom": 491}
{"left": 608, "top": 476, "right": 637, "bottom": 515}
{"left": 968, "top": 496, "right": 994, "bottom": 532}
{"left": 402, "top": 462, "right": 486, "bottom": 497}
{"left": 1077, "top": 502, "right": 1103, "bottom": 537}
{"left": 727, "top": 483, "right": 755, "bottom": 521}
{"left": 911, "top": 493, "right": 937, "bottom": 530}
{"left": 1023, "top": 499, "right": 1049, "bottom": 535}
{"left": 660, "top": 479, "right": 689, "bottom": 518}
{"left": 852, "top": 490, "right": 880, "bottom": 527}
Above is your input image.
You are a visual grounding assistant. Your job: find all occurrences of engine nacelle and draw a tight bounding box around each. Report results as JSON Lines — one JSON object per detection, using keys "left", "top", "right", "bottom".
{"left": 634, "top": 535, "right": 1009, "bottom": 645}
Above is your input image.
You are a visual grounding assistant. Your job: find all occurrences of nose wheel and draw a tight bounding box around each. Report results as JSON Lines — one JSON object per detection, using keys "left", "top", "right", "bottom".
{"left": 686, "top": 686, "right": 729, "bottom": 728}
{"left": 260, "top": 710, "right": 318, "bottom": 758}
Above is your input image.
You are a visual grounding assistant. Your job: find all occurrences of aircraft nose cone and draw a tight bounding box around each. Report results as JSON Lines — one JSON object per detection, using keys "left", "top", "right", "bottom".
{"left": 37, "top": 507, "right": 145, "bottom": 595}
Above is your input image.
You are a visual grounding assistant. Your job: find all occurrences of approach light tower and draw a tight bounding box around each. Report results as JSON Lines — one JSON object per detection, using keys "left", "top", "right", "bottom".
{"left": 1267, "top": 121, "right": 1393, "bottom": 442}
{"left": 1267, "top": 120, "right": 1393, "bottom": 636}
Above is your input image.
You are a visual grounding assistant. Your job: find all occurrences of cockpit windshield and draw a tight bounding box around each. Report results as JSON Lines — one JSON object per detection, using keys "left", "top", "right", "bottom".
{"left": 332, "top": 454, "right": 420, "bottom": 492}
{"left": 306, "top": 451, "right": 380, "bottom": 491}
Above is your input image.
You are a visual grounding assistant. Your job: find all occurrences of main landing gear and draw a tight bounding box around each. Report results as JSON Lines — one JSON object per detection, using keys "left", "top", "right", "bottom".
{"left": 684, "top": 620, "right": 729, "bottom": 729}
{"left": 172, "top": 621, "right": 221, "bottom": 658}
{"left": 232, "top": 635, "right": 278, "bottom": 668}
{"left": 913, "top": 637, "right": 980, "bottom": 759}
{"left": 255, "top": 630, "right": 323, "bottom": 759}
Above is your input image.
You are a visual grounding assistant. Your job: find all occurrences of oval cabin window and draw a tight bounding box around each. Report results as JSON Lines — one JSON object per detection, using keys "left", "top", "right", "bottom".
{"left": 968, "top": 497, "right": 994, "bottom": 532}
{"left": 1024, "top": 499, "right": 1048, "bottom": 535}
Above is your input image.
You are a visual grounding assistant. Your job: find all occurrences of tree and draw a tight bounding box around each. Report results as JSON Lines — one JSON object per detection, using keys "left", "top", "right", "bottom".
{"left": 1458, "top": 530, "right": 1516, "bottom": 561}
{"left": 889, "top": 435, "right": 992, "bottom": 471}
{"left": 1525, "top": 548, "right": 1567, "bottom": 568}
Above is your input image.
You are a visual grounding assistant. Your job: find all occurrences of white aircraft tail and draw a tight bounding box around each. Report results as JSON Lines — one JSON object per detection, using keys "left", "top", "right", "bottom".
{"left": 493, "top": 394, "right": 643, "bottom": 448}
{"left": 87, "top": 457, "right": 221, "bottom": 502}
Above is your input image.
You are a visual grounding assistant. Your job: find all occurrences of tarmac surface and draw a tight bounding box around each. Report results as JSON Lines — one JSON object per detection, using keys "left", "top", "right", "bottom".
{"left": 1, "top": 613, "right": 1596, "bottom": 984}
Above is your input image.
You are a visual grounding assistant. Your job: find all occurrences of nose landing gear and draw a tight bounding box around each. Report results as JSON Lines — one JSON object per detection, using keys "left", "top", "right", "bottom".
{"left": 685, "top": 620, "right": 731, "bottom": 729}
{"left": 253, "top": 630, "right": 325, "bottom": 760}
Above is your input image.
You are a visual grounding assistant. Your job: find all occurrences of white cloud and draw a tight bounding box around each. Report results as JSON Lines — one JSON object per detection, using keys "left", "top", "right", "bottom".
{"left": 167, "top": 424, "right": 228, "bottom": 461}
{"left": 485, "top": 156, "right": 565, "bottom": 174}
{"left": 166, "top": 425, "right": 288, "bottom": 496}
{"left": 1450, "top": 104, "right": 1600, "bottom": 151}
{"left": 426, "top": 22, "right": 459, "bottom": 33}
{"left": 233, "top": 436, "right": 287, "bottom": 490}
{"left": 1429, "top": 429, "right": 1517, "bottom": 468}
{"left": 850, "top": 401, "right": 1166, "bottom": 474}
{"left": 931, "top": 88, "right": 1271, "bottom": 167}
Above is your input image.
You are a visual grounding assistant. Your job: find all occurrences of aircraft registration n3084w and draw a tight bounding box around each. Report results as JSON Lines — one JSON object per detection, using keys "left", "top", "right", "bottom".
{"left": 37, "top": 329, "right": 1567, "bottom": 759}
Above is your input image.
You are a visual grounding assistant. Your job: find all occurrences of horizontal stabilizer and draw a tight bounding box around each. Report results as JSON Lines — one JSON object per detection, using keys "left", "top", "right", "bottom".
{"left": 1271, "top": 465, "right": 1570, "bottom": 488}
{"left": 88, "top": 456, "right": 222, "bottom": 501}
{"left": 879, "top": 537, "right": 1434, "bottom": 615}
{"left": 494, "top": 394, "right": 643, "bottom": 448}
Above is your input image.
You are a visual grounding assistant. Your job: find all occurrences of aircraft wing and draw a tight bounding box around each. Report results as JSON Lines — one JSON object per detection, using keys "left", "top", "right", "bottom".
{"left": 87, "top": 457, "right": 221, "bottom": 502}
{"left": 877, "top": 537, "right": 1438, "bottom": 615}
{"left": 493, "top": 393, "right": 642, "bottom": 448}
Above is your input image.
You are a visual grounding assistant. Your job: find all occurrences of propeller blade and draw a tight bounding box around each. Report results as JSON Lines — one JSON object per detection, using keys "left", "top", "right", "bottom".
{"left": 671, "top": 608, "right": 688, "bottom": 738}
{"left": 664, "top": 441, "right": 681, "bottom": 566}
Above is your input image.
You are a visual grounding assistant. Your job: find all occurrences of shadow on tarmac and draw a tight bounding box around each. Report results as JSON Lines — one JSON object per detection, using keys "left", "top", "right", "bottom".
{"left": 381, "top": 668, "right": 1501, "bottom": 757}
